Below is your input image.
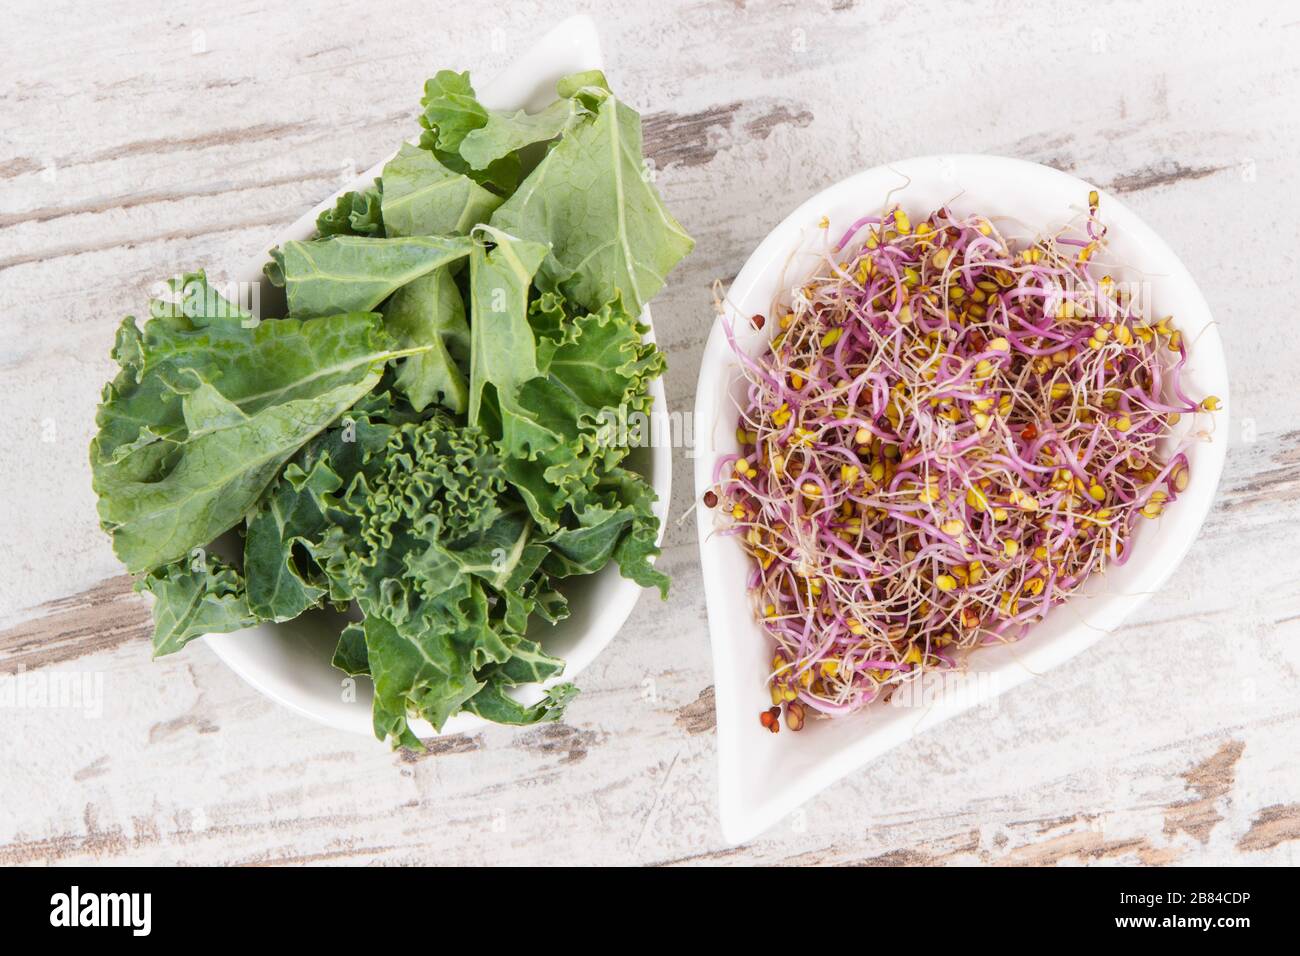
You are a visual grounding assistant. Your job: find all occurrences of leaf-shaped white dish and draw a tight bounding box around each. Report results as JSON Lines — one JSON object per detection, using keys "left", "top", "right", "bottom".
{"left": 693, "top": 155, "right": 1229, "bottom": 845}
{"left": 204, "top": 15, "right": 673, "bottom": 739}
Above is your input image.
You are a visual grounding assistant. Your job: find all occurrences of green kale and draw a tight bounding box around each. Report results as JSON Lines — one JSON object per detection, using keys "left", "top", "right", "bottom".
{"left": 90, "top": 65, "right": 692, "bottom": 748}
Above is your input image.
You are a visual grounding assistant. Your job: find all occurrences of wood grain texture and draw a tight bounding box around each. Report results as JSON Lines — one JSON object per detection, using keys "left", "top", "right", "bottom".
{"left": 2, "top": 0, "right": 1299, "bottom": 866}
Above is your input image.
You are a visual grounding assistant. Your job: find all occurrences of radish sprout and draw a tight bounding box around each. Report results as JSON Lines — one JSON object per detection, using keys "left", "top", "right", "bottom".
{"left": 709, "top": 195, "right": 1217, "bottom": 731}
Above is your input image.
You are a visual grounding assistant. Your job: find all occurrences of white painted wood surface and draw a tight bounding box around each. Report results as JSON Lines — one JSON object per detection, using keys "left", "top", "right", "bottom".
{"left": 2, "top": 0, "right": 1298, "bottom": 865}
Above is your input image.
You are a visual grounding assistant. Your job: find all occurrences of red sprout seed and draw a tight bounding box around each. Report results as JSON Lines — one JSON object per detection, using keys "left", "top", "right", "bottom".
{"left": 785, "top": 700, "right": 805, "bottom": 731}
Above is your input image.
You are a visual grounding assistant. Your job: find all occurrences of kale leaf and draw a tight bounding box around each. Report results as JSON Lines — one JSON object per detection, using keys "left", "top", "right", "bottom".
{"left": 91, "top": 65, "right": 692, "bottom": 748}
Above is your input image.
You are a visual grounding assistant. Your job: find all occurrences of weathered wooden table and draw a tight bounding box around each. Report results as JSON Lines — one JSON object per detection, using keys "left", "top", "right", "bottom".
{"left": 2, "top": 0, "right": 1297, "bottom": 865}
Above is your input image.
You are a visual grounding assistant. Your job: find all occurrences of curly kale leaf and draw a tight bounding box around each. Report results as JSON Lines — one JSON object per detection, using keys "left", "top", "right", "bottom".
{"left": 307, "top": 413, "right": 515, "bottom": 743}
{"left": 316, "top": 412, "right": 506, "bottom": 614}
{"left": 418, "top": 70, "right": 489, "bottom": 155}
{"left": 91, "top": 272, "right": 256, "bottom": 486}
{"left": 543, "top": 468, "right": 668, "bottom": 598}
{"left": 265, "top": 235, "right": 474, "bottom": 319}
{"left": 137, "top": 552, "right": 256, "bottom": 657}
{"left": 417, "top": 70, "right": 520, "bottom": 194}
{"left": 243, "top": 454, "right": 336, "bottom": 622}
{"left": 383, "top": 268, "right": 471, "bottom": 414}
{"left": 316, "top": 179, "right": 384, "bottom": 237}
{"left": 90, "top": 274, "right": 407, "bottom": 573}
{"left": 494, "top": 638, "right": 566, "bottom": 685}
{"left": 538, "top": 294, "right": 665, "bottom": 413}
{"left": 466, "top": 225, "right": 549, "bottom": 426}
{"left": 380, "top": 143, "right": 502, "bottom": 238}
{"left": 489, "top": 86, "right": 694, "bottom": 316}
{"left": 242, "top": 407, "right": 396, "bottom": 621}
{"left": 462, "top": 678, "right": 577, "bottom": 727}
{"left": 91, "top": 272, "right": 397, "bottom": 488}
{"left": 308, "top": 409, "right": 593, "bottom": 746}
{"left": 490, "top": 294, "right": 666, "bottom": 541}
{"left": 332, "top": 621, "right": 370, "bottom": 676}
{"left": 458, "top": 97, "right": 580, "bottom": 171}
{"left": 418, "top": 69, "right": 612, "bottom": 196}
{"left": 362, "top": 612, "right": 486, "bottom": 748}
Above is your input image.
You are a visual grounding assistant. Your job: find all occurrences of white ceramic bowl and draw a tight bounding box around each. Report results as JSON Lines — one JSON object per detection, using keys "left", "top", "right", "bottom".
{"left": 204, "top": 15, "right": 672, "bottom": 739}
{"left": 693, "top": 155, "right": 1229, "bottom": 844}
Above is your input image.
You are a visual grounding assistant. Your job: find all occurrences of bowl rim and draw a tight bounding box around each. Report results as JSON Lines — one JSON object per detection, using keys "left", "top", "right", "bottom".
{"left": 694, "top": 153, "right": 1229, "bottom": 844}
{"left": 203, "top": 14, "right": 674, "bottom": 741}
